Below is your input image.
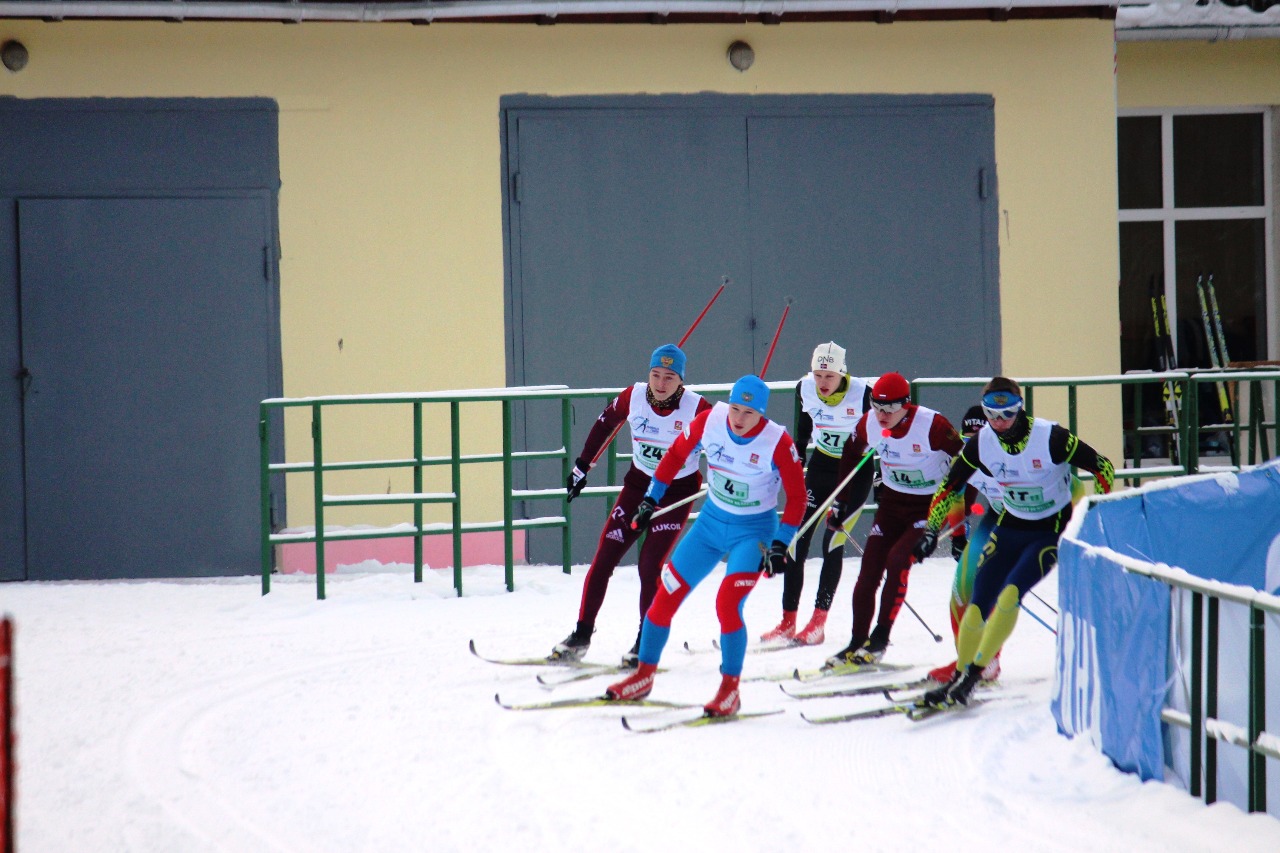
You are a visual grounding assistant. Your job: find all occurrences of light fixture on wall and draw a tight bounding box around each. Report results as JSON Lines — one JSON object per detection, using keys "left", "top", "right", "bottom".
{"left": 727, "top": 41, "right": 754, "bottom": 72}
{"left": 1, "top": 40, "right": 28, "bottom": 73}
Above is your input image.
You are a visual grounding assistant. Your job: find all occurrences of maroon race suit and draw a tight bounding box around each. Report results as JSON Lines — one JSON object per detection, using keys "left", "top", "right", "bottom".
{"left": 835, "top": 404, "right": 964, "bottom": 649}
{"left": 574, "top": 386, "right": 712, "bottom": 630}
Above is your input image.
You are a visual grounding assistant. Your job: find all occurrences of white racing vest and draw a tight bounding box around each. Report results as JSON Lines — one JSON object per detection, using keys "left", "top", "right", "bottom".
{"left": 627, "top": 383, "right": 703, "bottom": 480}
{"left": 798, "top": 373, "right": 869, "bottom": 459}
{"left": 968, "top": 467, "right": 1005, "bottom": 512}
{"left": 978, "top": 418, "right": 1073, "bottom": 520}
{"left": 698, "top": 402, "right": 786, "bottom": 515}
{"left": 875, "top": 407, "right": 953, "bottom": 496}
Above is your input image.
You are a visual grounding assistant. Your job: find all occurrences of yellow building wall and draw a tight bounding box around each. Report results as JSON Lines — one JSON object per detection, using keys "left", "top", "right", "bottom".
{"left": 0, "top": 19, "right": 1121, "bottom": 526}
{"left": 1118, "top": 39, "right": 1280, "bottom": 107}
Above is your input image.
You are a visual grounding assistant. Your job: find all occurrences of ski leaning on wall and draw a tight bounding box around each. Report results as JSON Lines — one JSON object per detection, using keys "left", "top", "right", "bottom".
{"left": 1195, "top": 274, "right": 1235, "bottom": 428}
{"left": 1148, "top": 274, "right": 1181, "bottom": 463}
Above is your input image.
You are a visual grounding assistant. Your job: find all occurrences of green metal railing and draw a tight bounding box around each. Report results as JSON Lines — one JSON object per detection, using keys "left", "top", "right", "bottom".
{"left": 258, "top": 382, "right": 773, "bottom": 600}
{"left": 1123, "top": 562, "right": 1279, "bottom": 813}
{"left": 912, "top": 369, "right": 1280, "bottom": 484}
{"left": 261, "top": 371, "right": 1278, "bottom": 600}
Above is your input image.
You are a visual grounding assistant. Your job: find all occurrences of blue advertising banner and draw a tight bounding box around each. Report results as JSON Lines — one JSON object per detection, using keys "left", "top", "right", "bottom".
{"left": 1054, "top": 459, "right": 1280, "bottom": 784}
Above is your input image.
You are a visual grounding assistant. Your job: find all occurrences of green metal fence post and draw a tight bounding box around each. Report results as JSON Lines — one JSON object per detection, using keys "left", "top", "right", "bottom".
{"left": 1190, "top": 591, "right": 1203, "bottom": 798}
{"left": 1248, "top": 604, "right": 1266, "bottom": 812}
{"left": 502, "top": 399, "right": 515, "bottom": 592}
{"left": 1206, "top": 596, "right": 1219, "bottom": 804}
{"left": 312, "top": 402, "right": 326, "bottom": 601}
{"left": 259, "top": 408, "right": 272, "bottom": 595}
{"left": 561, "top": 397, "right": 573, "bottom": 576}
{"left": 451, "top": 401, "right": 463, "bottom": 597}
{"left": 413, "top": 402, "right": 424, "bottom": 584}
{"left": 1185, "top": 378, "right": 1199, "bottom": 475}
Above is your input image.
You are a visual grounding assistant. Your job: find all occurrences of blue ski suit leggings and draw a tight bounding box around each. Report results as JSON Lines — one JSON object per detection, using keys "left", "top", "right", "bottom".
{"left": 638, "top": 501, "right": 779, "bottom": 677}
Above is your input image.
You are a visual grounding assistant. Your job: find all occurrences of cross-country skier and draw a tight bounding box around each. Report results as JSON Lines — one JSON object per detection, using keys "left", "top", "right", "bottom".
{"left": 915, "top": 377, "right": 1115, "bottom": 708}
{"left": 926, "top": 405, "right": 1004, "bottom": 685}
{"left": 605, "top": 375, "right": 807, "bottom": 716}
{"left": 823, "top": 372, "right": 964, "bottom": 667}
{"left": 549, "top": 344, "right": 712, "bottom": 667}
{"left": 759, "top": 342, "right": 872, "bottom": 646}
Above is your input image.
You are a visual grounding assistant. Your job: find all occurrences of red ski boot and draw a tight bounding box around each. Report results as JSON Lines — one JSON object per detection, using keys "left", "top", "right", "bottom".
{"left": 606, "top": 662, "right": 656, "bottom": 701}
{"left": 793, "top": 609, "right": 828, "bottom": 645}
{"left": 760, "top": 611, "right": 797, "bottom": 642}
{"left": 928, "top": 660, "right": 957, "bottom": 684}
{"left": 703, "top": 674, "right": 741, "bottom": 717}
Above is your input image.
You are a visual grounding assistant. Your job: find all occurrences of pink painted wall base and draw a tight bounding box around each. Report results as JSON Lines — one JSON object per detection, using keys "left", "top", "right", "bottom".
{"left": 278, "top": 531, "right": 526, "bottom": 574}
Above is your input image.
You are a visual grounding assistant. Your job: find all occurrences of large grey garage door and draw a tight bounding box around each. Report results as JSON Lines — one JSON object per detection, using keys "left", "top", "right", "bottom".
{"left": 502, "top": 94, "right": 1000, "bottom": 564}
{"left": 0, "top": 98, "right": 282, "bottom": 581}
{"left": 18, "top": 198, "right": 274, "bottom": 580}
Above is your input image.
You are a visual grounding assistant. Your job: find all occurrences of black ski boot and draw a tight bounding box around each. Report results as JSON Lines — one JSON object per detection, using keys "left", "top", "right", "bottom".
{"left": 549, "top": 622, "right": 593, "bottom": 662}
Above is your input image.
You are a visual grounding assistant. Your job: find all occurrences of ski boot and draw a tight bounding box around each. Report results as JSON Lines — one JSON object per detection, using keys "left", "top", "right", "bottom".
{"left": 793, "top": 609, "right": 828, "bottom": 645}
{"left": 848, "top": 625, "right": 890, "bottom": 665}
{"left": 760, "top": 611, "right": 797, "bottom": 642}
{"left": 703, "top": 674, "right": 741, "bottom": 717}
{"left": 606, "top": 663, "right": 656, "bottom": 701}
{"left": 548, "top": 623, "right": 593, "bottom": 663}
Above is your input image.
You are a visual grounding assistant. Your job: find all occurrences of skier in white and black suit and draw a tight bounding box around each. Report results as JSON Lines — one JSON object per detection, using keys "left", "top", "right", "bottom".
{"left": 759, "top": 341, "right": 872, "bottom": 647}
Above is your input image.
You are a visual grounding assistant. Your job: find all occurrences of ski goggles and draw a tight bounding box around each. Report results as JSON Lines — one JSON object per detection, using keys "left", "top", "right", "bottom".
{"left": 870, "top": 398, "right": 908, "bottom": 414}
{"left": 981, "top": 391, "right": 1024, "bottom": 421}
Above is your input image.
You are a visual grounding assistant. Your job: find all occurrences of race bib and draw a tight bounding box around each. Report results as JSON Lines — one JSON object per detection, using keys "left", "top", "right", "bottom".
{"left": 1002, "top": 485, "right": 1053, "bottom": 514}
{"left": 711, "top": 470, "right": 759, "bottom": 508}
{"left": 815, "top": 429, "right": 848, "bottom": 456}
{"left": 886, "top": 467, "right": 936, "bottom": 490}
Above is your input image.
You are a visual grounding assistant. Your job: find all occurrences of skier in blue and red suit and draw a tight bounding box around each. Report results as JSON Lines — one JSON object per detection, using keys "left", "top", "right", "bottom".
{"left": 606, "top": 375, "right": 808, "bottom": 717}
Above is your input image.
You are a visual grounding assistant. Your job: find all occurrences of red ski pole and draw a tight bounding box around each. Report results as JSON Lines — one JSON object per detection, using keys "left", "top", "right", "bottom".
{"left": 678, "top": 276, "right": 729, "bottom": 347}
{"left": 758, "top": 297, "right": 793, "bottom": 380}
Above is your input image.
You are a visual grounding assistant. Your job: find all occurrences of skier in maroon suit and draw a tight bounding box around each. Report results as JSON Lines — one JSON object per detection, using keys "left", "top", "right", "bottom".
{"left": 549, "top": 344, "right": 712, "bottom": 667}
{"left": 823, "top": 372, "right": 964, "bottom": 668}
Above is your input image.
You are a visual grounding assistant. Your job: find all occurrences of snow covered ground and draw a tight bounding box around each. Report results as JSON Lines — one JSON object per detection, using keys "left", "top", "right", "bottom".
{"left": 5, "top": 555, "right": 1280, "bottom": 852}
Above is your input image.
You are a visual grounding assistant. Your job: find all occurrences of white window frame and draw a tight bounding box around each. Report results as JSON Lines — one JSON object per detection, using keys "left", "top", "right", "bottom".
{"left": 1117, "top": 105, "right": 1276, "bottom": 362}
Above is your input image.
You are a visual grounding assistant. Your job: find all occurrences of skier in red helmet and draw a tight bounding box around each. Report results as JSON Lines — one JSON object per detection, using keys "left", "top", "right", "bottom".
{"left": 822, "top": 371, "right": 964, "bottom": 668}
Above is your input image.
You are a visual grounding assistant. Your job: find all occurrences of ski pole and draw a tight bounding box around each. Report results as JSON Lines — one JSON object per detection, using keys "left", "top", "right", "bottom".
{"left": 644, "top": 486, "right": 708, "bottom": 523}
{"left": 678, "top": 277, "right": 729, "bottom": 347}
{"left": 788, "top": 446, "right": 875, "bottom": 559}
{"left": 758, "top": 297, "right": 793, "bottom": 380}
{"left": 1019, "top": 602, "right": 1057, "bottom": 635}
{"left": 1027, "top": 588, "right": 1058, "bottom": 615}
{"left": 903, "top": 598, "right": 943, "bottom": 643}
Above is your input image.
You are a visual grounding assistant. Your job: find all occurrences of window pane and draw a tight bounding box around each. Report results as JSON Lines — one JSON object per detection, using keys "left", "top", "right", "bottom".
{"left": 1119, "top": 221, "right": 1166, "bottom": 373}
{"left": 1173, "top": 113, "right": 1263, "bottom": 208}
{"left": 1119, "top": 221, "right": 1168, "bottom": 458}
{"left": 1175, "top": 218, "right": 1266, "bottom": 367}
{"left": 1118, "top": 116, "right": 1162, "bottom": 209}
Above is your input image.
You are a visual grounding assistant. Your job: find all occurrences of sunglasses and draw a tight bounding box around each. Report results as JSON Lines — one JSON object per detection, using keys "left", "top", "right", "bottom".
{"left": 871, "top": 399, "right": 907, "bottom": 414}
{"left": 982, "top": 403, "right": 1023, "bottom": 421}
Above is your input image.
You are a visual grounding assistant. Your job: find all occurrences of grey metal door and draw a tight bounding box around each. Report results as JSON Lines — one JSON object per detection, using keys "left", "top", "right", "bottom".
{"left": 503, "top": 95, "right": 999, "bottom": 565}
{"left": 745, "top": 108, "right": 1000, "bottom": 420}
{"left": 18, "top": 197, "right": 274, "bottom": 580}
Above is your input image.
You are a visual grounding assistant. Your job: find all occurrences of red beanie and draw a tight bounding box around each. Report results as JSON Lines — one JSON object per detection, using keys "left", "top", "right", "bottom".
{"left": 872, "top": 372, "right": 911, "bottom": 402}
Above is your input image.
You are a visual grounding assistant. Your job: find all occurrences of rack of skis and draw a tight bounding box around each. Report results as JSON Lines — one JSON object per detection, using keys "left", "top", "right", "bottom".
{"left": 1142, "top": 273, "right": 1237, "bottom": 466}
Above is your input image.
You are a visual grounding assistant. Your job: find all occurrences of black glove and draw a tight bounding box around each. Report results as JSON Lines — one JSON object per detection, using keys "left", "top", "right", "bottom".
{"left": 565, "top": 459, "right": 589, "bottom": 503}
{"left": 761, "top": 540, "right": 793, "bottom": 578}
{"left": 631, "top": 497, "right": 657, "bottom": 532}
{"left": 950, "top": 533, "right": 967, "bottom": 561}
{"left": 913, "top": 530, "right": 939, "bottom": 562}
{"left": 825, "top": 501, "right": 851, "bottom": 532}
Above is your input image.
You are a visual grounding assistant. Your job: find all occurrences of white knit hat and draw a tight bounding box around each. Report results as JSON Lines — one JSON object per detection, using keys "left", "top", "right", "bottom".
{"left": 811, "top": 341, "right": 846, "bottom": 374}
